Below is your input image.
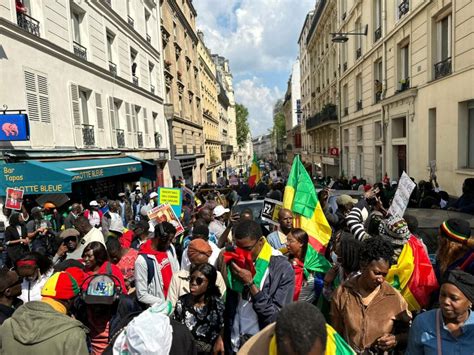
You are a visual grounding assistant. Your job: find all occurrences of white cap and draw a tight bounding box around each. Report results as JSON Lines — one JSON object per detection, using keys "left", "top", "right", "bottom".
{"left": 89, "top": 200, "right": 99, "bottom": 207}
{"left": 149, "top": 192, "right": 158, "bottom": 199}
{"left": 213, "top": 205, "right": 230, "bottom": 217}
{"left": 391, "top": 180, "right": 398, "bottom": 186}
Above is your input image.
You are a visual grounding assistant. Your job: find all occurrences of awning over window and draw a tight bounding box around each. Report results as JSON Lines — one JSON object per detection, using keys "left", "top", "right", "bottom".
{"left": 1, "top": 156, "right": 156, "bottom": 195}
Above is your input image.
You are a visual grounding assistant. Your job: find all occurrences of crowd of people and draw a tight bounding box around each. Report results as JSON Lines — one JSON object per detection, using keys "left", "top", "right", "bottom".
{"left": 0, "top": 173, "right": 473, "bottom": 355}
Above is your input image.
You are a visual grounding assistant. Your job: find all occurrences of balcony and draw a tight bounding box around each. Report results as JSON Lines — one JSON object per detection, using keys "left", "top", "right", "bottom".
{"left": 108, "top": 61, "right": 117, "bottom": 75}
{"left": 127, "top": 16, "right": 134, "bottom": 27}
{"left": 154, "top": 132, "right": 162, "bottom": 148}
{"left": 73, "top": 41, "right": 87, "bottom": 60}
{"left": 398, "top": 78, "right": 410, "bottom": 92}
{"left": 82, "top": 124, "right": 95, "bottom": 147}
{"left": 434, "top": 57, "right": 452, "bottom": 80}
{"left": 398, "top": 0, "right": 409, "bottom": 19}
{"left": 17, "top": 12, "right": 40, "bottom": 37}
{"left": 356, "top": 100, "right": 363, "bottom": 111}
{"left": 374, "top": 26, "right": 382, "bottom": 42}
{"left": 132, "top": 75, "right": 138, "bottom": 86}
{"left": 116, "top": 129, "right": 125, "bottom": 148}
{"left": 137, "top": 131, "right": 143, "bottom": 148}
{"left": 305, "top": 104, "right": 337, "bottom": 131}
{"left": 150, "top": 85, "right": 155, "bottom": 94}
{"left": 356, "top": 48, "right": 362, "bottom": 59}
{"left": 146, "top": 34, "right": 151, "bottom": 43}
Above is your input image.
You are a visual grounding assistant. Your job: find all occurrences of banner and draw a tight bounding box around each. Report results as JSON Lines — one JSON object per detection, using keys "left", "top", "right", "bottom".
{"left": 147, "top": 203, "right": 184, "bottom": 236}
{"left": 5, "top": 188, "right": 23, "bottom": 210}
{"left": 260, "top": 198, "right": 283, "bottom": 225}
{"left": 158, "top": 187, "right": 182, "bottom": 218}
{"left": 388, "top": 171, "right": 416, "bottom": 218}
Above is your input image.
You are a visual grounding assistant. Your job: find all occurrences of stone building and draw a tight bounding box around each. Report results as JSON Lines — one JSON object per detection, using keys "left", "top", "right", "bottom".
{"left": 160, "top": 0, "right": 205, "bottom": 184}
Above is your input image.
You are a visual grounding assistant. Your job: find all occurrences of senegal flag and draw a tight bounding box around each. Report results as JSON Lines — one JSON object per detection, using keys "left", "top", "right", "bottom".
{"left": 283, "top": 155, "right": 332, "bottom": 253}
{"left": 386, "top": 236, "right": 438, "bottom": 311}
{"left": 248, "top": 154, "right": 260, "bottom": 188}
{"left": 326, "top": 324, "right": 356, "bottom": 355}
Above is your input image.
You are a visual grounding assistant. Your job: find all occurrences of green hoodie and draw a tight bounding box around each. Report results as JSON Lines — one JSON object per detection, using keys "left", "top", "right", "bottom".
{"left": 0, "top": 301, "right": 88, "bottom": 355}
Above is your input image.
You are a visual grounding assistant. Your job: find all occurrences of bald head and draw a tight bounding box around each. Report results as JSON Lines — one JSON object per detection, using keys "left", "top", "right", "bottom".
{"left": 278, "top": 208, "right": 293, "bottom": 234}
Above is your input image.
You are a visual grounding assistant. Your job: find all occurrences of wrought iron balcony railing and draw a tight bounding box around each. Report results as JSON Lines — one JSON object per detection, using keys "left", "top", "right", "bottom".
{"left": 73, "top": 41, "right": 87, "bottom": 60}
{"left": 132, "top": 75, "right": 138, "bottom": 86}
{"left": 374, "top": 26, "right": 382, "bottom": 42}
{"left": 82, "top": 124, "right": 95, "bottom": 147}
{"left": 128, "top": 16, "right": 134, "bottom": 27}
{"left": 398, "top": 77, "right": 410, "bottom": 92}
{"left": 434, "top": 57, "right": 452, "bottom": 79}
{"left": 398, "top": 0, "right": 409, "bottom": 19}
{"left": 17, "top": 12, "right": 40, "bottom": 37}
{"left": 356, "top": 100, "right": 363, "bottom": 111}
{"left": 109, "top": 61, "right": 117, "bottom": 75}
{"left": 146, "top": 34, "right": 151, "bottom": 43}
{"left": 154, "top": 132, "right": 161, "bottom": 148}
{"left": 356, "top": 48, "right": 362, "bottom": 59}
{"left": 137, "top": 131, "right": 143, "bottom": 148}
{"left": 150, "top": 85, "right": 155, "bottom": 94}
{"left": 116, "top": 129, "right": 125, "bottom": 148}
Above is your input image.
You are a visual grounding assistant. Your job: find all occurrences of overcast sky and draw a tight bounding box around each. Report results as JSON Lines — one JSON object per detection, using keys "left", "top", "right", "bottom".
{"left": 193, "top": 0, "right": 314, "bottom": 137}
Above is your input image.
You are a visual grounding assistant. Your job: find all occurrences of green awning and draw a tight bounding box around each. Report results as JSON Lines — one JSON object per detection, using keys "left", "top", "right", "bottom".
{"left": 0, "top": 160, "right": 76, "bottom": 195}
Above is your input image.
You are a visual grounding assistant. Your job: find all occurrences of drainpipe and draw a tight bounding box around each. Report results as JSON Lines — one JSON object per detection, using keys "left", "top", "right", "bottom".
{"left": 381, "top": 0, "right": 388, "bottom": 179}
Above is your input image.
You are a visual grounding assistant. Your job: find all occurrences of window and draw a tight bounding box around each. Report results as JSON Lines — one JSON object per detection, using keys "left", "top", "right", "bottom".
{"left": 357, "top": 146, "right": 364, "bottom": 177}
{"left": 342, "top": 84, "right": 348, "bottom": 115}
{"left": 95, "top": 93, "right": 104, "bottom": 129}
{"left": 130, "top": 48, "right": 138, "bottom": 84}
{"left": 71, "top": 11, "right": 81, "bottom": 43}
{"left": 24, "top": 69, "right": 51, "bottom": 123}
{"left": 79, "top": 89, "right": 90, "bottom": 125}
{"left": 149, "top": 62, "right": 155, "bottom": 93}
{"left": 392, "top": 117, "right": 407, "bottom": 138}
{"left": 355, "top": 18, "right": 362, "bottom": 59}
{"left": 356, "top": 74, "right": 362, "bottom": 110}
{"left": 357, "top": 125, "right": 363, "bottom": 142}
{"left": 398, "top": 44, "right": 409, "bottom": 91}
{"left": 374, "top": 59, "right": 383, "bottom": 102}
{"left": 173, "top": 22, "right": 177, "bottom": 41}
{"left": 375, "top": 146, "right": 383, "bottom": 182}
{"left": 343, "top": 128, "right": 349, "bottom": 144}
{"left": 466, "top": 101, "right": 474, "bottom": 168}
{"left": 342, "top": 42, "right": 348, "bottom": 70}
{"left": 113, "top": 100, "right": 120, "bottom": 129}
{"left": 374, "top": 0, "right": 382, "bottom": 41}
{"left": 428, "top": 108, "right": 436, "bottom": 162}
{"left": 374, "top": 121, "right": 382, "bottom": 141}
{"left": 434, "top": 14, "right": 452, "bottom": 79}
{"left": 71, "top": 6, "right": 87, "bottom": 59}
{"left": 145, "top": 10, "right": 151, "bottom": 42}
{"left": 341, "top": 0, "right": 347, "bottom": 20}
{"left": 106, "top": 31, "right": 115, "bottom": 63}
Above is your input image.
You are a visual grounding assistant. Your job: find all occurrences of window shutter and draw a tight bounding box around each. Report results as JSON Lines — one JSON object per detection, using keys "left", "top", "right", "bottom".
{"left": 37, "top": 75, "right": 51, "bottom": 123}
{"left": 125, "top": 103, "right": 131, "bottom": 132}
{"left": 108, "top": 97, "right": 115, "bottom": 130}
{"left": 24, "top": 70, "right": 40, "bottom": 122}
{"left": 70, "top": 83, "right": 81, "bottom": 126}
{"left": 95, "top": 93, "right": 104, "bottom": 129}
{"left": 143, "top": 108, "right": 148, "bottom": 134}
{"left": 131, "top": 105, "right": 137, "bottom": 132}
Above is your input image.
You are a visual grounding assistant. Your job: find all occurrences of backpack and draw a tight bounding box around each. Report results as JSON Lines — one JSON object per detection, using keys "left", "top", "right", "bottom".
{"left": 81, "top": 262, "right": 122, "bottom": 305}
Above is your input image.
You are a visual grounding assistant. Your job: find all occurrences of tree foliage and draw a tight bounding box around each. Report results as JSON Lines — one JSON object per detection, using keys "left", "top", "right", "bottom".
{"left": 272, "top": 100, "right": 286, "bottom": 140}
{"left": 236, "top": 103, "right": 250, "bottom": 147}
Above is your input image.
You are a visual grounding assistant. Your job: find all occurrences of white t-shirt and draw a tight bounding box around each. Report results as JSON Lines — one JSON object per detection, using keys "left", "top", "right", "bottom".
{"left": 66, "top": 227, "right": 105, "bottom": 260}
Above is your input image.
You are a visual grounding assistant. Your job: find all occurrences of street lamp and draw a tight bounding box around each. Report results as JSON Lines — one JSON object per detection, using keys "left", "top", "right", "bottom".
{"left": 331, "top": 24, "right": 368, "bottom": 43}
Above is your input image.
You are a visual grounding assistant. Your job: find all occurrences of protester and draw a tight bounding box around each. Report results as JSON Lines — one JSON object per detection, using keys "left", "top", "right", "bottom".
{"left": 4, "top": 212, "right": 30, "bottom": 267}
{"left": 266, "top": 208, "right": 293, "bottom": 251}
{"left": 448, "top": 178, "right": 474, "bottom": 214}
{"left": 16, "top": 252, "right": 53, "bottom": 303}
{"left": 129, "top": 220, "right": 150, "bottom": 250}
{"left": 0, "top": 268, "right": 23, "bottom": 325}
{"left": 68, "top": 215, "right": 105, "bottom": 260}
{"left": 135, "top": 222, "right": 180, "bottom": 308}
{"left": 118, "top": 192, "right": 133, "bottom": 226}
{"left": 168, "top": 238, "right": 226, "bottom": 309}
{"left": 84, "top": 200, "right": 103, "bottom": 228}
{"left": 0, "top": 272, "right": 89, "bottom": 355}
{"left": 407, "top": 270, "right": 474, "bottom": 354}
{"left": 209, "top": 205, "right": 230, "bottom": 240}
{"left": 331, "top": 237, "right": 412, "bottom": 353}
{"left": 221, "top": 220, "right": 294, "bottom": 353}
{"left": 106, "top": 237, "right": 138, "bottom": 292}
{"left": 64, "top": 203, "right": 82, "bottom": 229}
{"left": 173, "top": 263, "right": 225, "bottom": 354}
{"left": 286, "top": 228, "right": 331, "bottom": 302}
{"left": 52, "top": 228, "right": 80, "bottom": 265}
{"left": 436, "top": 218, "right": 474, "bottom": 278}
{"left": 181, "top": 222, "right": 221, "bottom": 271}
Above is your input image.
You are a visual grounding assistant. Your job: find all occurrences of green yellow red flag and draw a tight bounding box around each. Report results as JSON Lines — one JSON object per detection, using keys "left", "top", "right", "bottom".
{"left": 248, "top": 154, "right": 260, "bottom": 188}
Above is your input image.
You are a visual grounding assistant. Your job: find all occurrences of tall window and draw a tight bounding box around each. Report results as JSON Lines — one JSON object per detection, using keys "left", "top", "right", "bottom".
{"left": 356, "top": 74, "right": 362, "bottom": 110}
{"left": 374, "top": 59, "right": 383, "bottom": 102}
{"left": 355, "top": 17, "right": 362, "bottom": 58}
{"left": 399, "top": 43, "right": 409, "bottom": 90}
{"left": 149, "top": 62, "right": 155, "bottom": 93}
{"left": 79, "top": 89, "right": 89, "bottom": 125}
{"left": 343, "top": 84, "right": 348, "bottom": 115}
{"left": 374, "top": 0, "right": 382, "bottom": 41}
{"left": 71, "top": 11, "right": 81, "bottom": 43}
{"left": 434, "top": 14, "right": 452, "bottom": 79}
{"left": 106, "top": 31, "right": 115, "bottom": 63}
{"left": 145, "top": 9, "right": 151, "bottom": 41}
{"left": 357, "top": 146, "right": 364, "bottom": 178}
{"left": 341, "top": 0, "right": 347, "bottom": 20}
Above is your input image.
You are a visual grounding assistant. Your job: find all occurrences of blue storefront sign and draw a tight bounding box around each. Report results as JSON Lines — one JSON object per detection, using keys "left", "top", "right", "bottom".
{"left": 0, "top": 114, "right": 30, "bottom": 141}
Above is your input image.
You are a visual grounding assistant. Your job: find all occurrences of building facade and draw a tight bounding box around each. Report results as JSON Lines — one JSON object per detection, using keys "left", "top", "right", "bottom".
{"left": 253, "top": 134, "right": 274, "bottom": 161}
{"left": 336, "top": 0, "right": 474, "bottom": 196}
{"left": 197, "top": 31, "right": 221, "bottom": 183}
{"left": 160, "top": 0, "right": 205, "bottom": 184}
{"left": 305, "top": 0, "right": 340, "bottom": 178}
{"left": 1, "top": 0, "right": 172, "bottom": 196}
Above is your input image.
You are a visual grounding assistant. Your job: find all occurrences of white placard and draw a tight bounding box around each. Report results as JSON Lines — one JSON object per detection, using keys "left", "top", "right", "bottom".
{"left": 387, "top": 171, "right": 416, "bottom": 218}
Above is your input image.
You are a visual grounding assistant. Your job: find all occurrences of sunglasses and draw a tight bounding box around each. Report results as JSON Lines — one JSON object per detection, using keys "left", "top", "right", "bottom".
{"left": 189, "top": 276, "right": 207, "bottom": 286}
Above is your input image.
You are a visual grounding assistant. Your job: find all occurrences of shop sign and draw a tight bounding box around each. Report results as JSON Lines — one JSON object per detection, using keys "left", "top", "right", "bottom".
{"left": 322, "top": 157, "right": 335, "bottom": 165}
{"left": 0, "top": 113, "right": 30, "bottom": 141}
{"left": 329, "top": 147, "right": 339, "bottom": 156}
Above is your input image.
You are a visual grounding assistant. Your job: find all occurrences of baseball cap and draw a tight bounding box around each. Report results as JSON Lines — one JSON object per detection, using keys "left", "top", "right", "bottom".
{"left": 41, "top": 272, "right": 80, "bottom": 300}
{"left": 89, "top": 200, "right": 99, "bottom": 207}
{"left": 336, "top": 195, "right": 358, "bottom": 206}
{"left": 149, "top": 191, "right": 158, "bottom": 199}
{"left": 213, "top": 205, "right": 230, "bottom": 217}
{"left": 391, "top": 180, "right": 398, "bottom": 186}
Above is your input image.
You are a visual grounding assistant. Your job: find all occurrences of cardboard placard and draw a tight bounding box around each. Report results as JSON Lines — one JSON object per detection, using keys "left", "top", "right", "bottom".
{"left": 260, "top": 198, "right": 283, "bottom": 225}
{"left": 147, "top": 203, "right": 185, "bottom": 236}
{"left": 5, "top": 188, "right": 23, "bottom": 210}
{"left": 158, "top": 187, "right": 182, "bottom": 218}
{"left": 387, "top": 171, "right": 416, "bottom": 218}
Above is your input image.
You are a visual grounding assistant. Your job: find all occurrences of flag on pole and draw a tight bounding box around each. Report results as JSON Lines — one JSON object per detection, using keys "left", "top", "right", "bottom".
{"left": 248, "top": 154, "right": 260, "bottom": 188}
{"left": 283, "top": 155, "right": 332, "bottom": 253}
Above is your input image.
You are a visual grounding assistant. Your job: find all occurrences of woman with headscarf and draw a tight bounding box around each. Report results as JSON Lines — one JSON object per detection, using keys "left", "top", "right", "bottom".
{"left": 406, "top": 270, "right": 474, "bottom": 354}
{"left": 286, "top": 228, "right": 331, "bottom": 302}
{"left": 436, "top": 218, "right": 474, "bottom": 279}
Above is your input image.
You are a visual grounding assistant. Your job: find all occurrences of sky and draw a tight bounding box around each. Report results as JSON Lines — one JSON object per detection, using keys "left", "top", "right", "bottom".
{"left": 193, "top": 0, "right": 314, "bottom": 137}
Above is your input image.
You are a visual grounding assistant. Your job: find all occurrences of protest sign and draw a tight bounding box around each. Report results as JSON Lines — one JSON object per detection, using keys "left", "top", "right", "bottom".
{"left": 158, "top": 187, "right": 182, "bottom": 218}
{"left": 260, "top": 198, "right": 283, "bottom": 225}
{"left": 5, "top": 188, "right": 23, "bottom": 210}
{"left": 270, "top": 170, "right": 278, "bottom": 182}
{"left": 147, "top": 203, "right": 184, "bottom": 236}
{"left": 387, "top": 172, "right": 416, "bottom": 218}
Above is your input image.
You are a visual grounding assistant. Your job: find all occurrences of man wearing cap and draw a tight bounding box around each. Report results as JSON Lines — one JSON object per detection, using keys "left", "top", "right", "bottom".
{"left": 210, "top": 205, "right": 230, "bottom": 240}
{"left": 0, "top": 271, "right": 89, "bottom": 354}
{"left": 267, "top": 208, "right": 294, "bottom": 251}
{"left": 0, "top": 269, "right": 23, "bottom": 325}
{"left": 147, "top": 191, "right": 159, "bottom": 210}
{"left": 84, "top": 200, "right": 103, "bottom": 229}
{"left": 52, "top": 229, "right": 81, "bottom": 265}
{"left": 25, "top": 206, "right": 51, "bottom": 243}
{"left": 118, "top": 192, "right": 133, "bottom": 226}
{"left": 68, "top": 216, "right": 105, "bottom": 261}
